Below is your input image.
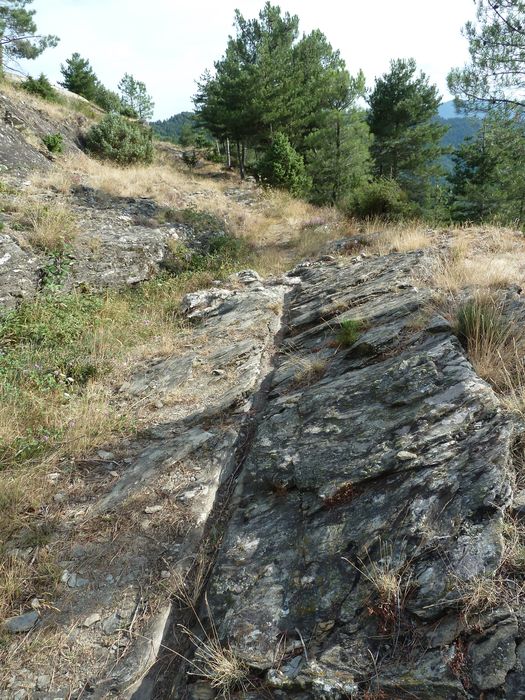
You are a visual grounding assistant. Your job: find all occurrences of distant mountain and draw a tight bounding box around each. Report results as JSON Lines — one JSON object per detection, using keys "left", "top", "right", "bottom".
{"left": 439, "top": 115, "right": 481, "bottom": 150}
{"left": 437, "top": 101, "right": 483, "bottom": 170}
{"left": 439, "top": 99, "right": 486, "bottom": 120}
{"left": 151, "top": 112, "right": 195, "bottom": 143}
{"left": 439, "top": 100, "right": 461, "bottom": 119}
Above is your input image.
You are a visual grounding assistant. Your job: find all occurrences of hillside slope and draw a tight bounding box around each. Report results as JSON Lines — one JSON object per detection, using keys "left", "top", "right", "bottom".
{"left": 2, "top": 81, "right": 525, "bottom": 700}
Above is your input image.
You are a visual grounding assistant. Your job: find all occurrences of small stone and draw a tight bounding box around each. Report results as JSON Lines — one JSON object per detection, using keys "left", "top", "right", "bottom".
{"left": 83, "top": 613, "right": 101, "bottom": 628}
{"left": 36, "top": 675, "right": 51, "bottom": 691}
{"left": 67, "top": 572, "right": 89, "bottom": 588}
{"left": 102, "top": 612, "right": 123, "bottom": 635}
{"left": 237, "top": 269, "right": 262, "bottom": 285}
{"left": 109, "top": 471, "right": 119, "bottom": 478}
{"left": 397, "top": 450, "right": 418, "bottom": 461}
{"left": 4, "top": 610, "right": 39, "bottom": 633}
{"left": 53, "top": 492, "right": 67, "bottom": 503}
{"left": 153, "top": 399, "right": 164, "bottom": 409}
{"left": 98, "top": 450, "right": 115, "bottom": 461}
{"left": 188, "top": 682, "right": 215, "bottom": 700}
{"left": 426, "top": 315, "right": 452, "bottom": 334}
{"left": 512, "top": 491, "right": 525, "bottom": 520}
{"left": 8, "top": 547, "right": 33, "bottom": 561}
{"left": 144, "top": 505, "right": 163, "bottom": 514}
{"left": 161, "top": 570, "right": 171, "bottom": 579}
{"left": 46, "top": 472, "right": 61, "bottom": 482}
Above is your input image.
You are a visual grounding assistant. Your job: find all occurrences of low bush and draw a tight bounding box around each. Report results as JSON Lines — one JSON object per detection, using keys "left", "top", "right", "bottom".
{"left": 22, "top": 74, "right": 58, "bottom": 102}
{"left": 163, "top": 232, "right": 249, "bottom": 275}
{"left": 347, "top": 178, "right": 412, "bottom": 220}
{"left": 160, "top": 207, "right": 225, "bottom": 234}
{"left": 258, "top": 132, "right": 311, "bottom": 198}
{"left": 85, "top": 113, "right": 154, "bottom": 165}
{"left": 336, "top": 318, "right": 365, "bottom": 347}
{"left": 93, "top": 85, "right": 124, "bottom": 113}
{"left": 42, "top": 133, "right": 64, "bottom": 154}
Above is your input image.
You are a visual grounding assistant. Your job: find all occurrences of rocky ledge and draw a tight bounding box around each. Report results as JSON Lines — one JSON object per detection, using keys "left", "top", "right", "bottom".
{"left": 3, "top": 251, "right": 525, "bottom": 700}
{"left": 168, "top": 252, "right": 521, "bottom": 699}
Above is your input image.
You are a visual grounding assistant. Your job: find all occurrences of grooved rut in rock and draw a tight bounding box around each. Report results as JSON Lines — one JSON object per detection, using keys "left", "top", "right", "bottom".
{"left": 147, "top": 252, "right": 520, "bottom": 699}
{"left": 4, "top": 253, "right": 525, "bottom": 700}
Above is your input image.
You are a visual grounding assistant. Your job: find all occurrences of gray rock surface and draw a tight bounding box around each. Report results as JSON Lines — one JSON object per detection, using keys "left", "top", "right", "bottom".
{"left": 174, "top": 253, "right": 518, "bottom": 699}
{"left": 3, "top": 249, "right": 524, "bottom": 699}
{"left": 4, "top": 611, "right": 39, "bottom": 634}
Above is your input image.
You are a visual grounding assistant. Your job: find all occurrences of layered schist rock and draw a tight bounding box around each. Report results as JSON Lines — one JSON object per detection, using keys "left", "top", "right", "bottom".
{"left": 1, "top": 274, "right": 287, "bottom": 700}
{"left": 3, "top": 252, "right": 523, "bottom": 699}
{"left": 175, "top": 253, "right": 519, "bottom": 700}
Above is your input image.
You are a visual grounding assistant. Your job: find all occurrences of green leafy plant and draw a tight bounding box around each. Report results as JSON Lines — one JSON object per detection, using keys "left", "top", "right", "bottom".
{"left": 22, "top": 73, "right": 58, "bottom": 101}
{"left": 258, "top": 132, "right": 311, "bottom": 197}
{"left": 42, "top": 133, "right": 64, "bottom": 154}
{"left": 336, "top": 318, "right": 364, "bottom": 347}
{"left": 85, "top": 113, "right": 154, "bottom": 165}
{"left": 40, "top": 249, "right": 71, "bottom": 290}
{"left": 348, "top": 178, "right": 412, "bottom": 220}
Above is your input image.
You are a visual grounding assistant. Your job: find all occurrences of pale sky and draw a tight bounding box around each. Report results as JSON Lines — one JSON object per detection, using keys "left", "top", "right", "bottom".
{"left": 20, "top": 0, "right": 476, "bottom": 120}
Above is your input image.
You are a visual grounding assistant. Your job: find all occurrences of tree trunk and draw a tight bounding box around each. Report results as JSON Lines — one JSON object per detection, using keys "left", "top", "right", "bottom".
{"left": 332, "top": 115, "right": 341, "bottom": 204}
{"left": 226, "top": 138, "right": 231, "bottom": 169}
{"left": 236, "top": 140, "right": 245, "bottom": 179}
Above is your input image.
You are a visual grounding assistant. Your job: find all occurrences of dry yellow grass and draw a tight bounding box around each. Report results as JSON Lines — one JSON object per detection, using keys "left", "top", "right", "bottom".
{"left": 1, "top": 76, "right": 101, "bottom": 123}
{"left": 32, "top": 152, "right": 348, "bottom": 274}
{"left": 14, "top": 200, "right": 77, "bottom": 252}
{"left": 361, "top": 220, "right": 433, "bottom": 255}
{"left": 430, "top": 226, "right": 525, "bottom": 292}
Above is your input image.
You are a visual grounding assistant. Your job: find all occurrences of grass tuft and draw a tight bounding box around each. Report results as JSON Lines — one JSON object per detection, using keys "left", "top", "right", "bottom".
{"left": 336, "top": 318, "right": 365, "bottom": 347}
{"left": 14, "top": 201, "right": 77, "bottom": 252}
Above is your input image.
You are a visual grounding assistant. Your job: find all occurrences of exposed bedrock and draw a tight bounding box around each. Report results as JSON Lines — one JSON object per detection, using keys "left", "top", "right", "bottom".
{"left": 173, "top": 253, "right": 520, "bottom": 699}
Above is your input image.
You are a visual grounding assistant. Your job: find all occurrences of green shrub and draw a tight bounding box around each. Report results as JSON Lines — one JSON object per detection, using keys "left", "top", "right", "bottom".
{"left": 85, "top": 113, "right": 154, "bottom": 165}
{"left": 93, "top": 85, "right": 124, "bottom": 113}
{"left": 42, "top": 133, "right": 64, "bottom": 154}
{"left": 347, "top": 178, "right": 411, "bottom": 220}
{"left": 258, "top": 132, "right": 312, "bottom": 197}
{"left": 336, "top": 319, "right": 364, "bottom": 346}
{"left": 160, "top": 207, "right": 225, "bottom": 234}
{"left": 162, "top": 233, "right": 248, "bottom": 276}
{"left": 22, "top": 74, "right": 58, "bottom": 102}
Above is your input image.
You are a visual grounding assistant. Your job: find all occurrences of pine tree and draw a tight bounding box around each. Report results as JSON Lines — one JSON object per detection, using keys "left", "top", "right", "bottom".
{"left": 258, "top": 131, "right": 311, "bottom": 197}
{"left": 449, "top": 109, "right": 525, "bottom": 224}
{"left": 0, "top": 0, "right": 58, "bottom": 73}
{"left": 59, "top": 53, "right": 98, "bottom": 101}
{"left": 367, "top": 58, "right": 448, "bottom": 208}
{"left": 118, "top": 73, "right": 154, "bottom": 121}
{"left": 449, "top": 123, "right": 500, "bottom": 221}
{"left": 448, "top": 0, "right": 525, "bottom": 110}
{"left": 194, "top": 2, "right": 366, "bottom": 193}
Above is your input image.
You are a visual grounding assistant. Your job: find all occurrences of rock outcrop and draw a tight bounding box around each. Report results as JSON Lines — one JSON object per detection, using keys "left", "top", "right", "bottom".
{"left": 175, "top": 253, "right": 516, "bottom": 699}
{"left": 0, "top": 185, "right": 230, "bottom": 312}
{"left": 3, "top": 251, "right": 524, "bottom": 699}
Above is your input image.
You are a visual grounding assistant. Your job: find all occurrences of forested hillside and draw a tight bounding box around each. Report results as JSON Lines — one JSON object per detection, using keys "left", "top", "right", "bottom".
{"left": 150, "top": 111, "right": 194, "bottom": 143}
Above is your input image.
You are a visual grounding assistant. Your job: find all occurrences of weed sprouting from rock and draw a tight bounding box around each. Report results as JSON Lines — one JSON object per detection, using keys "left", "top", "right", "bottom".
{"left": 336, "top": 318, "right": 365, "bottom": 347}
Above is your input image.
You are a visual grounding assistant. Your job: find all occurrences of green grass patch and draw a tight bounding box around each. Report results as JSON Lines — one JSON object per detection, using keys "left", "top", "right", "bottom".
{"left": 159, "top": 207, "right": 225, "bottom": 233}
{"left": 336, "top": 318, "right": 365, "bottom": 347}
